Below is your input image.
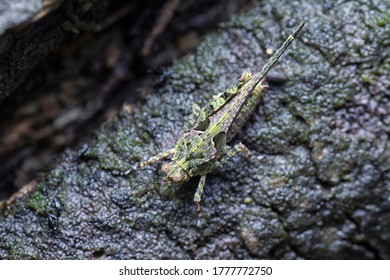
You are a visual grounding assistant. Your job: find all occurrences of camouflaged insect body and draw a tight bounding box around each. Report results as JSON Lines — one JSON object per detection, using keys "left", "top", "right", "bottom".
{"left": 170, "top": 74, "right": 263, "bottom": 178}
{"left": 139, "top": 22, "right": 305, "bottom": 212}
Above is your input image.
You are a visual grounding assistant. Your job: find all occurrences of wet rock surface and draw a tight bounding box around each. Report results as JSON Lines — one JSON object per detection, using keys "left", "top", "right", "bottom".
{"left": 0, "top": 0, "right": 389, "bottom": 259}
{"left": 0, "top": 0, "right": 42, "bottom": 34}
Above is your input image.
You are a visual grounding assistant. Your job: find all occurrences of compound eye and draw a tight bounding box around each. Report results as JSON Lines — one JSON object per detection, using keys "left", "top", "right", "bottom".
{"left": 161, "top": 163, "right": 170, "bottom": 173}
{"left": 172, "top": 172, "right": 182, "bottom": 182}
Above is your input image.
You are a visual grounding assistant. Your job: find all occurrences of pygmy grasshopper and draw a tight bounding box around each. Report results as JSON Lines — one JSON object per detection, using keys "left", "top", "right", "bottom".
{"left": 138, "top": 22, "right": 305, "bottom": 212}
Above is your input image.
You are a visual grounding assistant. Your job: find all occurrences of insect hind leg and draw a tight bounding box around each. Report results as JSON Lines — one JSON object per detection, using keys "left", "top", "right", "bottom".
{"left": 216, "top": 143, "right": 251, "bottom": 167}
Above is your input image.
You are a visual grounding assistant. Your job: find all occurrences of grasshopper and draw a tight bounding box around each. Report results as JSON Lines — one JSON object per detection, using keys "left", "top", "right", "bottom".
{"left": 138, "top": 22, "right": 305, "bottom": 212}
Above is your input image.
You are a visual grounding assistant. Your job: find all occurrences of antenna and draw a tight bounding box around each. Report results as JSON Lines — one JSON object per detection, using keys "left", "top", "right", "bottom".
{"left": 253, "top": 21, "right": 305, "bottom": 85}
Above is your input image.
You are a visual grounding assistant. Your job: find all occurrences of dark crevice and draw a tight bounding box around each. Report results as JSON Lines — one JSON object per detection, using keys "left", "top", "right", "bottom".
{"left": 92, "top": 249, "right": 106, "bottom": 259}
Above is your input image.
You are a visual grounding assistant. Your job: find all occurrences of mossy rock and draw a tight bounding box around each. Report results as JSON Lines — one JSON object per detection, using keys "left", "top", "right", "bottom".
{"left": 0, "top": 0, "right": 389, "bottom": 259}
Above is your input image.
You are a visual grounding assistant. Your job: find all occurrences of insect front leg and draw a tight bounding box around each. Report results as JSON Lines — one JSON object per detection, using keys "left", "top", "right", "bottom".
{"left": 139, "top": 148, "right": 176, "bottom": 168}
{"left": 194, "top": 175, "right": 207, "bottom": 213}
{"left": 124, "top": 148, "right": 175, "bottom": 175}
{"left": 216, "top": 143, "right": 251, "bottom": 167}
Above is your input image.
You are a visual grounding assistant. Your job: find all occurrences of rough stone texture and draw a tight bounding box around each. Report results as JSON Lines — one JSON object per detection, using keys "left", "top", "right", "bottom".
{"left": 0, "top": 0, "right": 389, "bottom": 259}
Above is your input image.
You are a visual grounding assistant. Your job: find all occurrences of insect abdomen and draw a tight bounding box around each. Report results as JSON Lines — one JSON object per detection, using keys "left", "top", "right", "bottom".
{"left": 226, "top": 83, "right": 265, "bottom": 142}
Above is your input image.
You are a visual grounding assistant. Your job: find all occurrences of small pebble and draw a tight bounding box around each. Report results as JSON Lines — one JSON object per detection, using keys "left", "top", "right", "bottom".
{"left": 266, "top": 48, "right": 274, "bottom": 55}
